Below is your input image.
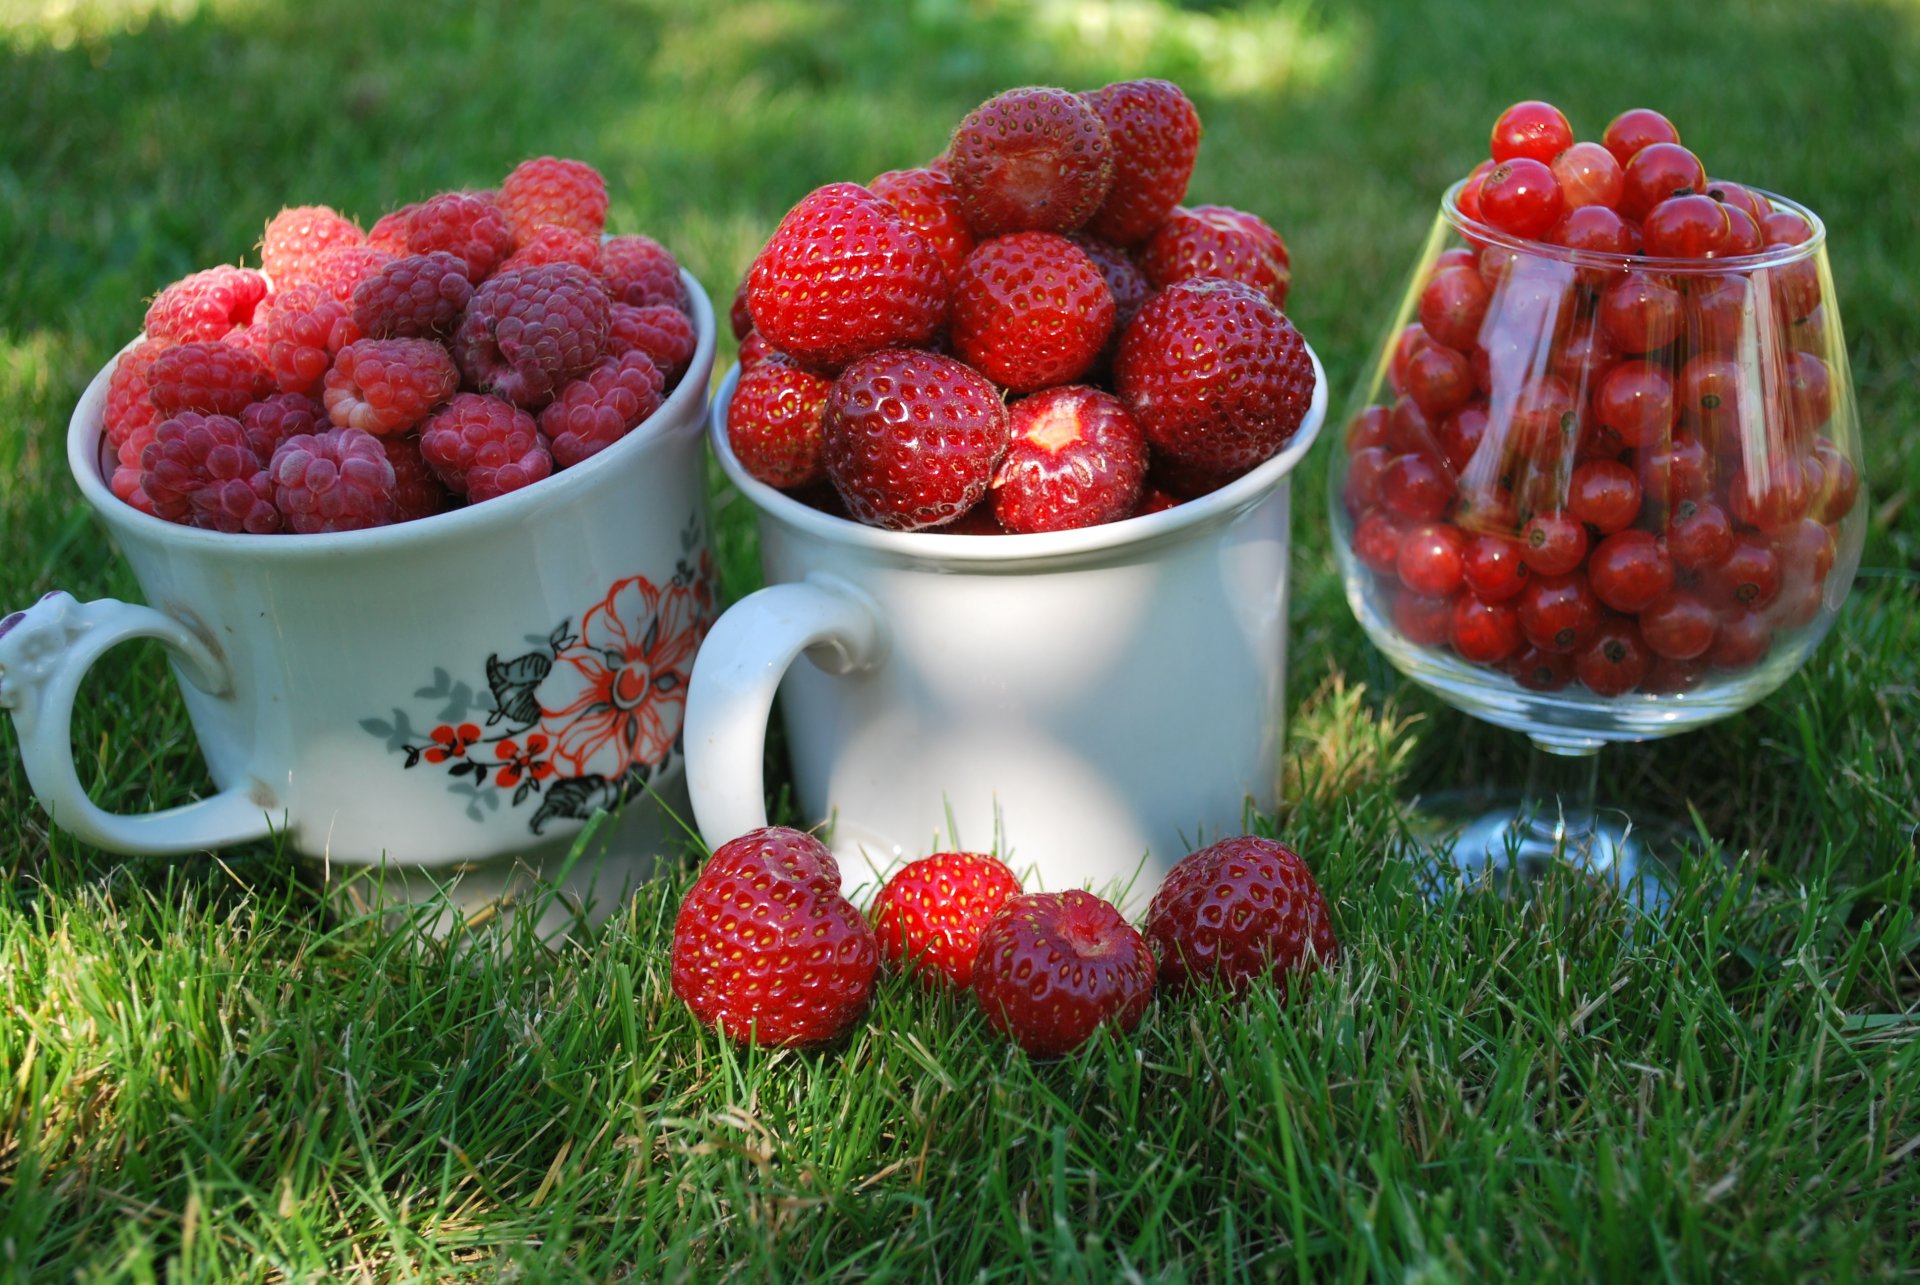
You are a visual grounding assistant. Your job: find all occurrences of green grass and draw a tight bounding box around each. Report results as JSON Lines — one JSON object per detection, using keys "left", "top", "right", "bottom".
{"left": 3, "top": 0, "right": 1918, "bottom": 1279}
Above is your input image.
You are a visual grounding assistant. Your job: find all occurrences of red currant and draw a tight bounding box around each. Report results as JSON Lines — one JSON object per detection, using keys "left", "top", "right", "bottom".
{"left": 1684, "top": 276, "right": 1752, "bottom": 354}
{"left": 1417, "top": 265, "right": 1492, "bottom": 352}
{"left": 1456, "top": 159, "right": 1496, "bottom": 224}
{"left": 1406, "top": 343, "right": 1475, "bottom": 419}
{"left": 1549, "top": 204, "right": 1635, "bottom": 257}
{"left": 1463, "top": 533, "right": 1530, "bottom": 602}
{"left": 1551, "top": 141, "right": 1625, "bottom": 211}
{"left": 1508, "top": 643, "right": 1575, "bottom": 691}
{"left": 1518, "top": 572, "right": 1602, "bottom": 654}
{"left": 1727, "top": 458, "right": 1813, "bottom": 532}
{"left": 1393, "top": 588, "right": 1455, "bottom": 647}
{"left": 1665, "top": 498, "right": 1734, "bottom": 570}
{"left": 1521, "top": 510, "right": 1589, "bottom": 577}
{"left": 1449, "top": 593, "right": 1525, "bottom": 664}
{"left": 1703, "top": 535, "right": 1781, "bottom": 609}
{"left": 1707, "top": 608, "right": 1771, "bottom": 669}
{"left": 1388, "top": 323, "right": 1432, "bottom": 394}
{"left": 1639, "top": 592, "right": 1718, "bottom": 660}
{"left": 1550, "top": 323, "right": 1620, "bottom": 387}
{"left": 1397, "top": 522, "right": 1468, "bottom": 597}
{"left": 1620, "top": 142, "right": 1707, "bottom": 221}
{"left": 1704, "top": 180, "right": 1769, "bottom": 224}
{"left": 1346, "top": 404, "right": 1393, "bottom": 453}
{"left": 1772, "top": 517, "right": 1836, "bottom": 585}
{"left": 1641, "top": 194, "right": 1731, "bottom": 259}
{"left": 1643, "top": 655, "right": 1707, "bottom": 694}
{"left": 1634, "top": 432, "right": 1711, "bottom": 512}
{"left": 1601, "top": 108, "right": 1681, "bottom": 167}
{"left": 1478, "top": 158, "right": 1566, "bottom": 240}
{"left": 1588, "top": 530, "right": 1675, "bottom": 613}
{"left": 1491, "top": 100, "right": 1575, "bottom": 166}
{"left": 1390, "top": 396, "right": 1445, "bottom": 457}
{"left": 1761, "top": 208, "right": 1813, "bottom": 247}
{"left": 1576, "top": 619, "right": 1652, "bottom": 697}
{"left": 1771, "top": 576, "right": 1825, "bottom": 630}
{"left": 1352, "top": 511, "right": 1406, "bottom": 578}
{"left": 1592, "top": 359, "right": 1677, "bottom": 447}
{"left": 1772, "top": 257, "right": 1823, "bottom": 323}
{"left": 1343, "top": 446, "right": 1394, "bottom": 516}
{"left": 1567, "top": 459, "right": 1641, "bottom": 533}
{"left": 1676, "top": 354, "right": 1743, "bottom": 431}
{"left": 1784, "top": 351, "right": 1832, "bottom": 438}
{"left": 1598, "top": 272, "right": 1683, "bottom": 353}
{"left": 1718, "top": 206, "right": 1765, "bottom": 257}
{"left": 1808, "top": 439, "right": 1859, "bottom": 524}
{"left": 1439, "top": 404, "right": 1490, "bottom": 473}
{"left": 1380, "top": 452, "right": 1454, "bottom": 522}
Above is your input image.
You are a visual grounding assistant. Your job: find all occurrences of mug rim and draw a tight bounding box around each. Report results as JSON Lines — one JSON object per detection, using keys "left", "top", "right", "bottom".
{"left": 708, "top": 341, "right": 1329, "bottom": 565}
{"left": 66, "top": 268, "right": 717, "bottom": 560}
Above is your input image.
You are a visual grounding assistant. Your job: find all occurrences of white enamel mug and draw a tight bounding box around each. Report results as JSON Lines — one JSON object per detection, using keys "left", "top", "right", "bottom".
{"left": 1, "top": 273, "right": 718, "bottom": 930}
{"left": 686, "top": 350, "right": 1327, "bottom": 911}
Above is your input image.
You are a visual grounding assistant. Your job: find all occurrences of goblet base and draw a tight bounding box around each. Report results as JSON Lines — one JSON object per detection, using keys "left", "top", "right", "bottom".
{"left": 1414, "top": 787, "right": 1680, "bottom": 914}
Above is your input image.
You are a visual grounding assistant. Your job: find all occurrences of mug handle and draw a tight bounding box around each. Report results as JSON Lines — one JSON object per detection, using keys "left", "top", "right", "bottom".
{"left": 0, "top": 591, "right": 275, "bottom": 854}
{"left": 683, "top": 574, "right": 886, "bottom": 846}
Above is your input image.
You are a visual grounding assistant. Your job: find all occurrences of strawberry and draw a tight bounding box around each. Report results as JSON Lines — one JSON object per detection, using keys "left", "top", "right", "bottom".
{"left": 869, "top": 166, "right": 977, "bottom": 284}
{"left": 1140, "top": 205, "right": 1293, "bottom": 309}
{"left": 971, "top": 890, "right": 1156, "bottom": 1058}
{"left": 670, "top": 826, "right": 879, "bottom": 1048}
{"left": 950, "top": 232, "right": 1115, "bottom": 394}
{"left": 870, "top": 851, "right": 1023, "bottom": 987}
{"left": 726, "top": 352, "right": 834, "bottom": 489}
{"left": 1081, "top": 79, "right": 1203, "bottom": 246}
{"left": 746, "top": 182, "right": 949, "bottom": 372}
{"left": 1067, "top": 232, "right": 1152, "bottom": 334}
{"left": 991, "top": 385, "right": 1147, "bottom": 533}
{"left": 822, "top": 348, "right": 1010, "bottom": 531}
{"left": 1143, "top": 835, "right": 1337, "bottom": 997}
{"left": 1115, "top": 277, "right": 1317, "bottom": 477}
{"left": 947, "top": 87, "right": 1114, "bottom": 237}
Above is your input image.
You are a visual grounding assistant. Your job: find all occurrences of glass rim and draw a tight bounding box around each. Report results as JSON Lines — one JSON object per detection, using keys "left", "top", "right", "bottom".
{"left": 1439, "top": 178, "right": 1827, "bottom": 276}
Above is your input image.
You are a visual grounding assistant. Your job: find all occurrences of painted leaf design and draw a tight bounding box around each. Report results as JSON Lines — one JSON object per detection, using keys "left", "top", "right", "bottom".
{"left": 486, "top": 650, "right": 552, "bottom": 726}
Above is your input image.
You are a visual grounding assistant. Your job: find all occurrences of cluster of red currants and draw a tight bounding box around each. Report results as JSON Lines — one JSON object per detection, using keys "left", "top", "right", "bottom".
{"left": 1339, "top": 101, "right": 1860, "bottom": 699}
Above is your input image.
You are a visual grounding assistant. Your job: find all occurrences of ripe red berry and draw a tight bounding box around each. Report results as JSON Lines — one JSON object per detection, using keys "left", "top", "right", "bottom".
{"left": 1619, "top": 142, "right": 1707, "bottom": 222}
{"left": 1567, "top": 459, "right": 1641, "bottom": 534}
{"left": 869, "top": 166, "right": 976, "bottom": 283}
{"left": 1477, "top": 158, "right": 1565, "bottom": 240}
{"left": 147, "top": 341, "right": 273, "bottom": 417}
{"left": 497, "top": 156, "right": 609, "bottom": 241}
{"left": 971, "top": 890, "right": 1155, "bottom": 1058}
{"left": 1550, "top": 142, "right": 1625, "bottom": 211}
{"left": 726, "top": 354, "right": 835, "bottom": 490}
{"left": 1521, "top": 511, "right": 1589, "bottom": 577}
{"left": 1378, "top": 451, "right": 1454, "bottom": 523}
{"left": 1708, "top": 608, "right": 1772, "bottom": 669}
{"left": 1417, "top": 264, "right": 1491, "bottom": 352}
{"left": 670, "top": 826, "right": 879, "bottom": 1048}
{"left": 144, "top": 265, "right": 270, "bottom": 344}
{"left": 1144, "top": 834, "right": 1336, "bottom": 997}
{"left": 1665, "top": 498, "right": 1735, "bottom": 570}
{"left": 1641, "top": 194, "right": 1732, "bottom": 259}
{"left": 1138, "top": 205, "right": 1293, "bottom": 309}
{"left": 1588, "top": 529, "right": 1675, "bottom": 613}
{"left": 323, "top": 337, "right": 460, "bottom": 437}
{"left": 1450, "top": 590, "right": 1525, "bottom": 664}
{"left": 947, "top": 86, "right": 1115, "bottom": 237}
{"left": 1598, "top": 272, "right": 1684, "bottom": 354}
{"left": 1352, "top": 511, "right": 1405, "bottom": 578}
{"left": 268, "top": 426, "right": 399, "bottom": 533}
{"left": 1490, "top": 100, "right": 1574, "bottom": 166}
{"left": 1575, "top": 618, "right": 1651, "bottom": 696}
{"left": 1518, "top": 572, "right": 1601, "bottom": 654}
{"left": 1392, "top": 588, "right": 1455, "bottom": 647}
{"left": 260, "top": 205, "right": 365, "bottom": 288}
{"left": 746, "top": 182, "right": 949, "bottom": 372}
{"left": 950, "top": 232, "right": 1116, "bottom": 393}
{"left": 1396, "top": 522, "right": 1466, "bottom": 597}
{"left": 142, "top": 411, "right": 281, "bottom": 534}
{"left": 497, "top": 224, "right": 604, "bottom": 277}
{"left": 1550, "top": 205, "right": 1635, "bottom": 256}
{"left": 1462, "top": 533, "right": 1530, "bottom": 602}
{"left": 540, "top": 351, "right": 667, "bottom": 468}
{"left": 870, "top": 851, "right": 1023, "bottom": 987}
{"left": 822, "top": 349, "right": 1011, "bottom": 531}
{"left": 991, "top": 385, "right": 1147, "bottom": 533}
{"left": 453, "top": 262, "right": 612, "bottom": 408}
{"left": 1081, "top": 78, "right": 1202, "bottom": 246}
{"left": 1601, "top": 108, "right": 1681, "bottom": 167}
{"left": 599, "top": 235, "right": 683, "bottom": 310}
{"left": 419, "top": 392, "right": 554, "bottom": 503}
{"left": 1592, "top": 359, "right": 1677, "bottom": 448}
{"left": 1639, "top": 592, "right": 1718, "bottom": 661}
{"left": 351, "top": 251, "right": 474, "bottom": 340}
{"left": 406, "top": 192, "right": 515, "bottom": 283}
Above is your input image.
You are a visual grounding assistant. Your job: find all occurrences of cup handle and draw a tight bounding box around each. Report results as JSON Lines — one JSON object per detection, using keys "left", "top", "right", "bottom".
{"left": 683, "top": 574, "right": 886, "bottom": 846}
{"left": 0, "top": 591, "right": 275, "bottom": 854}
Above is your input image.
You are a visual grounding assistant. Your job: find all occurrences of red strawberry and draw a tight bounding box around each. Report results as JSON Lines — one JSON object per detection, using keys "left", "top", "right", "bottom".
{"left": 1115, "top": 278, "right": 1317, "bottom": 476}
{"left": 991, "top": 385, "right": 1147, "bottom": 533}
{"left": 971, "top": 890, "right": 1156, "bottom": 1058}
{"left": 1143, "top": 835, "right": 1337, "bottom": 996}
{"left": 870, "top": 851, "right": 1023, "bottom": 987}
{"left": 869, "top": 166, "right": 976, "bottom": 283}
{"left": 1067, "top": 233, "right": 1152, "bottom": 334}
{"left": 822, "top": 348, "right": 1010, "bottom": 531}
{"left": 746, "top": 182, "right": 949, "bottom": 372}
{"left": 1081, "top": 79, "right": 1202, "bottom": 246}
{"left": 670, "top": 826, "right": 879, "bottom": 1048}
{"left": 949, "top": 232, "right": 1115, "bottom": 394}
{"left": 947, "top": 87, "right": 1114, "bottom": 237}
{"left": 1140, "top": 205, "right": 1293, "bottom": 309}
{"left": 726, "top": 353, "right": 834, "bottom": 489}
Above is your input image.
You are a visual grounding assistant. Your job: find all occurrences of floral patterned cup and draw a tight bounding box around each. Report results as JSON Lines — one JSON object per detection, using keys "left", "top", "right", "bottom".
{"left": 0, "top": 273, "right": 717, "bottom": 933}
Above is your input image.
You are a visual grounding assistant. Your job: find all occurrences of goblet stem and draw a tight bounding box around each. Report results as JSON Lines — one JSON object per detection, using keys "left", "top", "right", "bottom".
{"left": 1515, "top": 733, "right": 1605, "bottom": 853}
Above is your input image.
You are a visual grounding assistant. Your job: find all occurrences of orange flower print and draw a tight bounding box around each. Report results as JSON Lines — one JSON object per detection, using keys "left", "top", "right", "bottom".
{"left": 494, "top": 733, "right": 554, "bottom": 788}
{"left": 424, "top": 722, "right": 482, "bottom": 763}
{"left": 535, "top": 575, "right": 707, "bottom": 781}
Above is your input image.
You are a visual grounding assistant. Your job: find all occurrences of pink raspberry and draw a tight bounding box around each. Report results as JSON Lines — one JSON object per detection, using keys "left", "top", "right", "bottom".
{"left": 453, "top": 263, "right": 610, "bottom": 408}
{"left": 260, "top": 205, "right": 365, "bottom": 287}
{"left": 381, "top": 433, "right": 452, "bottom": 522}
{"left": 240, "top": 392, "right": 326, "bottom": 463}
{"left": 306, "top": 244, "right": 396, "bottom": 303}
{"left": 111, "top": 421, "right": 160, "bottom": 514}
{"left": 497, "top": 224, "right": 603, "bottom": 276}
{"left": 419, "top": 392, "right": 554, "bottom": 502}
{"left": 104, "top": 338, "right": 169, "bottom": 450}
{"left": 407, "top": 192, "right": 515, "bottom": 283}
{"left": 147, "top": 341, "right": 273, "bottom": 417}
{"left": 323, "top": 337, "right": 460, "bottom": 436}
{"left": 365, "top": 203, "right": 419, "bottom": 254}
{"left": 144, "top": 266, "right": 269, "bottom": 344}
{"left": 497, "top": 156, "right": 608, "bottom": 241}
{"left": 599, "top": 235, "right": 681, "bottom": 308}
{"left": 258, "top": 283, "right": 362, "bottom": 396}
{"left": 539, "top": 352, "right": 666, "bottom": 468}
{"left": 141, "top": 411, "right": 281, "bottom": 533}
{"left": 269, "top": 427, "right": 399, "bottom": 533}
{"left": 350, "top": 252, "right": 474, "bottom": 339}
{"left": 606, "top": 303, "right": 696, "bottom": 387}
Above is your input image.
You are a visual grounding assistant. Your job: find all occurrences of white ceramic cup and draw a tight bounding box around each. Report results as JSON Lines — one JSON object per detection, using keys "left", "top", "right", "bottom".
{"left": 1, "top": 273, "right": 718, "bottom": 928}
{"left": 685, "top": 351, "right": 1327, "bottom": 911}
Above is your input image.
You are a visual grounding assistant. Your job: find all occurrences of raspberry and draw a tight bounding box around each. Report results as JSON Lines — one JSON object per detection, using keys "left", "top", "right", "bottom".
{"left": 949, "top": 232, "right": 1115, "bottom": 393}
{"left": 869, "top": 166, "right": 976, "bottom": 283}
{"left": 260, "top": 205, "right": 365, "bottom": 287}
{"left": 306, "top": 244, "right": 397, "bottom": 304}
{"left": 258, "top": 283, "right": 362, "bottom": 397}
{"left": 144, "top": 266, "right": 269, "bottom": 344}
{"left": 539, "top": 351, "right": 667, "bottom": 468}
{"left": 110, "top": 421, "right": 159, "bottom": 515}
{"left": 497, "top": 156, "right": 609, "bottom": 241}
{"left": 1140, "top": 205, "right": 1293, "bottom": 309}
{"left": 1116, "top": 277, "right": 1317, "bottom": 476}
{"left": 146, "top": 341, "right": 273, "bottom": 417}
{"left": 365, "top": 203, "right": 419, "bottom": 254}
{"left": 971, "top": 891, "right": 1155, "bottom": 1058}
{"left": 239, "top": 391, "right": 325, "bottom": 463}
{"left": 380, "top": 433, "right": 452, "bottom": 522}
{"left": 269, "top": 427, "right": 399, "bottom": 533}
{"left": 746, "top": 183, "right": 949, "bottom": 372}
{"left": 323, "top": 337, "right": 460, "bottom": 436}
{"left": 1143, "top": 835, "right": 1337, "bottom": 998}
{"left": 453, "top": 263, "right": 611, "bottom": 408}
{"left": 103, "top": 339, "right": 169, "bottom": 450}
{"left": 419, "top": 392, "right": 554, "bottom": 502}
{"left": 606, "top": 303, "right": 696, "bottom": 387}
{"left": 599, "top": 234, "right": 683, "bottom": 309}
{"left": 350, "top": 252, "right": 474, "bottom": 340}
{"left": 1081, "top": 79, "right": 1202, "bottom": 246}
{"left": 497, "top": 224, "right": 603, "bottom": 276}
{"left": 870, "top": 851, "right": 1023, "bottom": 988}
{"left": 141, "top": 411, "right": 281, "bottom": 534}
{"left": 725, "top": 353, "right": 834, "bottom": 490}
{"left": 406, "top": 191, "right": 515, "bottom": 283}
{"left": 822, "top": 349, "right": 1011, "bottom": 531}
{"left": 990, "top": 385, "right": 1147, "bottom": 533}
{"left": 1067, "top": 233, "right": 1151, "bottom": 333}
{"left": 947, "top": 87, "right": 1115, "bottom": 237}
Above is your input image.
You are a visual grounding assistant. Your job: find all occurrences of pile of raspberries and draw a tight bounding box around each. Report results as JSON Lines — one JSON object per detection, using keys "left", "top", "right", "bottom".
{"left": 103, "top": 157, "right": 698, "bottom": 534}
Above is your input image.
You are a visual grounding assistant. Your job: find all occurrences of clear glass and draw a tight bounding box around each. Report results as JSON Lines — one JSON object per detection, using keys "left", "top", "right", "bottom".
{"left": 1328, "top": 182, "right": 1867, "bottom": 899}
